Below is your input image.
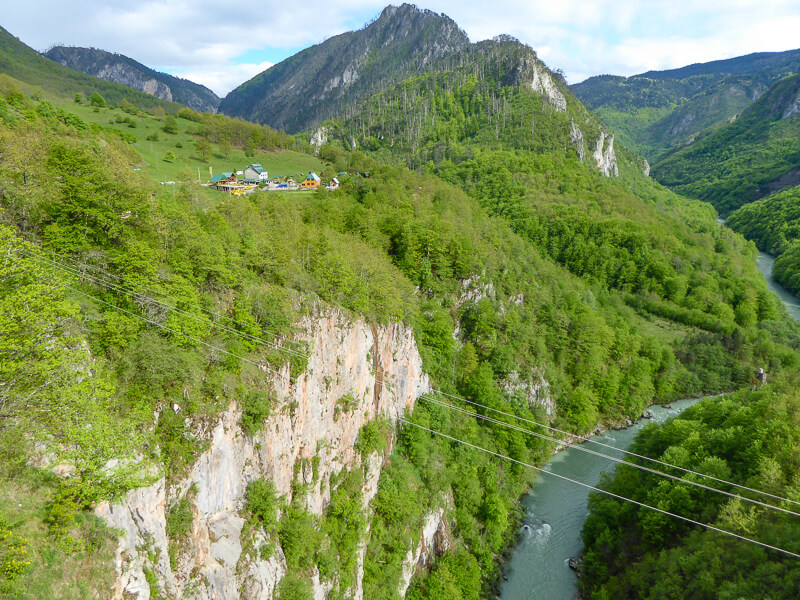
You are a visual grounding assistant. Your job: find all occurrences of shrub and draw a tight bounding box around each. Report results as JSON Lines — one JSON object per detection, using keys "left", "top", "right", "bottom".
{"left": 89, "top": 92, "right": 106, "bottom": 108}
{"left": 240, "top": 389, "right": 274, "bottom": 435}
{"left": 245, "top": 479, "right": 278, "bottom": 530}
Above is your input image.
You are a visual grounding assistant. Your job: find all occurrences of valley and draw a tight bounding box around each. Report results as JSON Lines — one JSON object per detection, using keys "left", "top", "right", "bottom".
{"left": 1, "top": 4, "right": 800, "bottom": 600}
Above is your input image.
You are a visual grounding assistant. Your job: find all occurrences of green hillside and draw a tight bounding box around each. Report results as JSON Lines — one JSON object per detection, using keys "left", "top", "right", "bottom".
{"left": 4, "top": 7, "right": 800, "bottom": 600}
{"left": 580, "top": 376, "right": 800, "bottom": 600}
{"left": 0, "top": 25, "right": 180, "bottom": 112}
{"left": 572, "top": 48, "right": 800, "bottom": 159}
{"left": 653, "top": 74, "right": 800, "bottom": 216}
{"left": 44, "top": 46, "right": 221, "bottom": 113}
{"left": 727, "top": 186, "right": 800, "bottom": 295}
{"left": 325, "top": 36, "right": 590, "bottom": 168}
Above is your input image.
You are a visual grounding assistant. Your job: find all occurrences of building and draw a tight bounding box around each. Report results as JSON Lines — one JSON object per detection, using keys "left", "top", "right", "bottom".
{"left": 243, "top": 163, "right": 269, "bottom": 184}
{"left": 326, "top": 177, "right": 340, "bottom": 190}
{"left": 210, "top": 172, "right": 236, "bottom": 185}
{"left": 301, "top": 172, "right": 322, "bottom": 189}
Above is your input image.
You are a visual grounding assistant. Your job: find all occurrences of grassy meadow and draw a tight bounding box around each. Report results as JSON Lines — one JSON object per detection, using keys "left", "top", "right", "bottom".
{"left": 53, "top": 97, "right": 326, "bottom": 185}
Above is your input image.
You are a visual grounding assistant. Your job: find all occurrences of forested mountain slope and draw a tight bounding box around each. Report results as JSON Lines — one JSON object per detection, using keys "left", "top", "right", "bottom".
{"left": 219, "top": 4, "right": 470, "bottom": 132}
{"left": 580, "top": 376, "right": 800, "bottom": 600}
{"left": 0, "top": 25, "right": 179, "bottom": 111}
{"left": 3, "top": 6, "right": 800, "bottom": 600}
{"left": 572, "top": 48, "right": 800, "bottom": 159}
{"left": 44, "top": 46, "right": 221, "bottom": 113}
{"left": 653, "top": 73, "right": 800, "bottom": 216}
{"left": 727, "top": 186, "right": 800, "bottom": 295}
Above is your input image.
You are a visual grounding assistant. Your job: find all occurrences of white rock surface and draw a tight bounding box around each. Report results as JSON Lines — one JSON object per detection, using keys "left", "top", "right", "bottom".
{"left": 97, "top": 309, "right": 429, "bottom": 600}
{"left": 398, "top": 507, "right": 452, "bottom": 597}
{"left": 592, "top": 132, "right": 619, "bottom": 177}
{"left": 570, "top": 121, "right": 586, "bottom": 162}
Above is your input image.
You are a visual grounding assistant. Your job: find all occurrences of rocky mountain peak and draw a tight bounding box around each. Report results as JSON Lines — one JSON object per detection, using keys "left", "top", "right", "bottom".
{"left": 44, "top": 46, "right": 221, "bottom": 113}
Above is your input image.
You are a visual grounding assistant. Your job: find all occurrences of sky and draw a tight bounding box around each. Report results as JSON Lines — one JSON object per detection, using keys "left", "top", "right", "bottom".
{"left": 3, "top": 1, "right": 800, "bottom": 96}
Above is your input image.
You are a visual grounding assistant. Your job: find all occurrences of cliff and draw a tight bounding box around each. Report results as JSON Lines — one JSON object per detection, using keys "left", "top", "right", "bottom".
{"left": 95, "top": 309, "right": 431, "bottom": 599}
{"left": 44, "top": 46, "right": 221, "bottom": 113}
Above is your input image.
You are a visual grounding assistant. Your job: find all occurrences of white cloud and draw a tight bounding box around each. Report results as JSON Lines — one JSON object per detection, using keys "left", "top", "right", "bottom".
{"left": 170, "top": 62, "right": 274, "bottom": 97}
{"left": 4, "top": 1, "right": 799, "bottom": 94}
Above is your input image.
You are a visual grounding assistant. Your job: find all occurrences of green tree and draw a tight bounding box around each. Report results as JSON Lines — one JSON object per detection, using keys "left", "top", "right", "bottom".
{"left": 163, "top": 115, "right": 178, "bottom": 134}
{"left": 164, "top": 150, "right": 176, "bottom": 163}
{"left": 218, "top": 138, "right": 232, "bottom": 159}
{"left": 73, "top": 93, "right": 82, "bottom": 104}
{"left": 89, "top": 92, "right": 106, "bottom": 108}
{"left": 195, "top": 138, "right": 211, "bottom": 161}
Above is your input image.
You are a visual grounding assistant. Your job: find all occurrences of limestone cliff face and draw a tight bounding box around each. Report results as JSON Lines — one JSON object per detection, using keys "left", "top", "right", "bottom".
{"left": 44, "top": 46, "right": 221, "bottom": 113}
{"left": 398, "top": 506, "right": 453, "bottom": 597}
{"left": 570, "top": 121, "right": 586, "bottom": 163}
{"left": 592, "top": 132, "right": 619, "bottom": 177}
{"left": 96, "top": 309, "right": 429, "bottom": 600}
{"left": 527, "top": 61, "right": 567, "bottom": 112}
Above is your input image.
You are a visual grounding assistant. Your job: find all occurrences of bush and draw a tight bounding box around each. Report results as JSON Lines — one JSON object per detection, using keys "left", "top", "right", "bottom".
{"left": 89, "top": 92, "right": 106, "bottom": 108}
{"left": 278, "top": 506, "right": 320, "bottom": 571}
{"left": 163, "top": 115, "right": 178, "bottom": 134}
{"left": 240, "top": 389, "right": 274, "bottom": 435}
{"left": 276, "top": 574, "right": 313, "bottom": 600}
{"left": 245, "top": 479, "right": 278, "bottom": 530}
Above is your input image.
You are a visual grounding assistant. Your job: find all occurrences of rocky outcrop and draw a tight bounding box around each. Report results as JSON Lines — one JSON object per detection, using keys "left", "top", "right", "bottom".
{"left": 592, "top": 132, "right": 619, "bottom": 177}
{"left": 44, "top": 46, "right": 221, "bottom": 113}
{"left": 570, "top": 121, "right": 586, "bottom": 162}
{"left": 528, "top": 62, "right": 567, "bottom": 112}
{"left": 96, "top": 309, "right": 429, "bottom": 600}
{"left": 310, "top": 126, "right": 330, "bottom": 148}
{"left": 502, "top": 369, "right": 554, "bottom": 417}
{"left": 782, "top": 91, "right": 800, "bottom": 119}
{"left": 398, "top": 507, "right": 452, "bottom": 597}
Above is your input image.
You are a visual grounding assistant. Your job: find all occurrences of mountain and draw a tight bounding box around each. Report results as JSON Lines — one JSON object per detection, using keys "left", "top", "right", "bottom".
{"left": 44, "top": 46, "right": 221, "bottom": 113}
{"left": 4, "top": 7, "right": 800, "bottom": 600}
{"left": 320, "top": 34, "right": 619, "bottom": 174}
{"left": 0, "top": 25, "right": 177, "bottom": 111}
{"left": 3, "top": 73, "right": 796, "bottom": 600}
{"left": 653, "top": 73, "right": 800, "bottom": 215}
{"left": 572, "top": 48, "right": 800, "bottom": 159}
{"left": 219, "top": 3, "right": 470, "bottom": 132}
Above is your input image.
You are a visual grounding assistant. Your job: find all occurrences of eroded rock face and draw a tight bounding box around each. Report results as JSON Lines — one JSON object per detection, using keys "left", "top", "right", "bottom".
{"left": 593, "top": 132, "right": 619, "bottom": 177}
{"left": 511, "top": 51, "right": 567, "bottom": 112}
{"left": 529, "top": 63, "right": 567, "bottom": 112}
{"left": 502, "top": 369, "right": 554, "bottom": 418}
{"left": 310, "top": 126, "right": 330, "bottom": 148}
{"left": 97, "top": 309, "right": 429, "bottom": 600}
{"left": 398, "top": 507, "right": 453, "bottom": 597}
{"left": 570, "top": 121, "right": 586, "bottom": 162}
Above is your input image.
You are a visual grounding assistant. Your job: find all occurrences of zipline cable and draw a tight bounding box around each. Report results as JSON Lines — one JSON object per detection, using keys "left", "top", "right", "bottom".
{"left": 429, "top": 387, "right": 800, "bottom": 509}
{"left": 22, "top": 249, "right": 307, "bottom": 358}
{"left": 418, "top": 395, "right": 800, "bottom": 519}
{"left": 65, "top": 285, "right": 293, "bottom": 383}
{"left": 21, "top": 248, "right": 307, "bottom": 360}
{"left": 399, "top": 419, "right": 800, "bottom": 560}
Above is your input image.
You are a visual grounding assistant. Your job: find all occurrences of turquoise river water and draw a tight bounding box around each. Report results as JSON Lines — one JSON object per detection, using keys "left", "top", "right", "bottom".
{"left": 500, "top": 246, "right": 800, "bottom": 600}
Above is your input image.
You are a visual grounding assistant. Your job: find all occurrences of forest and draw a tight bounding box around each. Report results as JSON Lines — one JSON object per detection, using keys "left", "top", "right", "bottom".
{"left": 2, "top": 31, "right": 800, "bottom": 600}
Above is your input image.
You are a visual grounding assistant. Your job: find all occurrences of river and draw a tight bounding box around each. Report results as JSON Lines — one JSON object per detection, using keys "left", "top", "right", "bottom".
{"left": 757, "top": 252, "right": 800, "bottom": 321}
{"left": 500, "top": 243, "right": 800, "bottom": 600}
{"left": 499, "top": 398, "right": 701, "bottom": 600}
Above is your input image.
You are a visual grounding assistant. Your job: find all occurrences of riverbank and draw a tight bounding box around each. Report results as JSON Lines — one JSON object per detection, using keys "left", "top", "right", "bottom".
{"left": 499, "top": 397, "right": 704, "bottom": 600}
